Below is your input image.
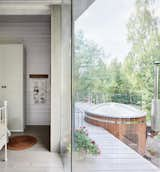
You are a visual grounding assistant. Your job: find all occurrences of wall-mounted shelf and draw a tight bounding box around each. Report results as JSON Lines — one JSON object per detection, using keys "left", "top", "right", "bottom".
{"left": 29, "top": 74, "right": 48, "bottom": 79}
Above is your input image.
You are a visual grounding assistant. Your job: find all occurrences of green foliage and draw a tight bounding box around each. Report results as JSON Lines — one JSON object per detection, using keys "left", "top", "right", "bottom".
{"left": 124, "top": 0, "right": 160, "bottom": 116}
{"left": 74, "top": 0, "right": 160, "bottom": 121}
{"left": 74, "top": 31, "right": 107, "bottom": 99}
{"left": 74, "top": 32, "right": 141, "bottom": 105}
{"left": 74, "top": 127, "right": 100, "bottom": 155}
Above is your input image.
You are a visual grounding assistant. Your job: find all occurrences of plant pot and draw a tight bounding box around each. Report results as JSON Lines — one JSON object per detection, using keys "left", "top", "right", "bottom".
{"left": 73, "top": 151, "right": 87, "bottom": 161}
{"left": 86, "top": 154, "right": 99, "bottom": 159}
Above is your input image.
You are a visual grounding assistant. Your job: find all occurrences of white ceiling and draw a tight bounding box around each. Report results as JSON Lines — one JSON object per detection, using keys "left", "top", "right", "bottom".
{"left": 0, "top": 0, "right": 62, "bottom": 5}
{"left": 0, "top": 0, "right": 95, "bottom": 18}
{"left": 73, "top": 0, "right": 95, "bottom": 19}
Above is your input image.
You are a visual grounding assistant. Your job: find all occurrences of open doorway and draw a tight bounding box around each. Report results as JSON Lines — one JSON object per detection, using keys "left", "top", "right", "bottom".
{"left": 0, "top": 15, "right": 51, "bottom": 151}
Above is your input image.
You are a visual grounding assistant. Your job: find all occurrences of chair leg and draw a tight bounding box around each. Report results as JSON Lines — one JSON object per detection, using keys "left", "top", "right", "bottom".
{"left": 4, "top": 142, "right": 7, "bottom": 161}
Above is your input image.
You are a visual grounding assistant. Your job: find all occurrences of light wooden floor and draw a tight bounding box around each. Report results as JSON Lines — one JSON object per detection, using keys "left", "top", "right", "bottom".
{"left": 0, "top": 126, "right": 64, "bottom": 172}
{"left": 73, "top": 102, "right": 160, "bottom": 172}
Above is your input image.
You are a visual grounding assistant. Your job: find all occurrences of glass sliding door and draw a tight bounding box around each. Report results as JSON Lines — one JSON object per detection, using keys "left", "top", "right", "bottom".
{"left": 72, "top": 0, "right": 160, "bottom": 171}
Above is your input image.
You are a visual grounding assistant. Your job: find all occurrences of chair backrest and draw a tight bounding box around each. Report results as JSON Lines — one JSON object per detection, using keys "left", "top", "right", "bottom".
{"left": 0, "top": 101, "right": 7, "bottom": 127}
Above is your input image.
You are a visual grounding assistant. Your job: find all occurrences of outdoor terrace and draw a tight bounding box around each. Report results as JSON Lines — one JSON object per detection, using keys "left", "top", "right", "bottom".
{"left": 73, "top": 102, "right": 160, "bottom": 172}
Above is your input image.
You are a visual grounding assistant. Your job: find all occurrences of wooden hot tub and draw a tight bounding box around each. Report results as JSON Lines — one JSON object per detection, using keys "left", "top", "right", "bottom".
{"left": 85, "top": 103, "right": 146, "bottom": 155}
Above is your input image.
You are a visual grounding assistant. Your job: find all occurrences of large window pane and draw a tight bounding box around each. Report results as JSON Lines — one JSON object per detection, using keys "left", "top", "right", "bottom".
{"left": 72, "top": 0, "right": 160, "bottom": 171}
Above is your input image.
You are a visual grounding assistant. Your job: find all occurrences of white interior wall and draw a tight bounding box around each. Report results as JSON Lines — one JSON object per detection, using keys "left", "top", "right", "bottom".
{"left": 0, "top": 16, "right": 51, "bottom": 125}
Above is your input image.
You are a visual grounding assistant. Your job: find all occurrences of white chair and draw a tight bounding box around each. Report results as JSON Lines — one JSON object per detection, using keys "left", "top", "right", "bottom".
{"left": 0, "top": 101, "right": 7, "bottom": 161}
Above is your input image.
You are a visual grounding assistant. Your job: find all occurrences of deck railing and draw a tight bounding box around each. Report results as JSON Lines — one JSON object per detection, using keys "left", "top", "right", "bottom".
{"left": 75, "top": 106, "right": 85, "bottom": 128}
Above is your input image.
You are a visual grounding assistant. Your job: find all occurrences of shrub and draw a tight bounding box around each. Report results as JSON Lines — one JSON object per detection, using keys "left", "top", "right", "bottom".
{"left": 74, "top": 127, "right": 100, "bottom": 155}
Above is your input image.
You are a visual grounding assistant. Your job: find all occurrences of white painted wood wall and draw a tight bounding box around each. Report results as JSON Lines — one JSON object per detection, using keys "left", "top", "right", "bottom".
{"left": 0, "top": 17, "right": 51, "bottom": 125}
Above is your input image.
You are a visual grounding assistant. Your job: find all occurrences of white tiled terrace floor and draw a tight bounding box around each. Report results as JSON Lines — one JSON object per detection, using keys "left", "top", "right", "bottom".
{"left": 73, "top": 102, "right": 160, "bottom": 172}
{"left": 0, "top": 126, "right": 64, "bottom": 172}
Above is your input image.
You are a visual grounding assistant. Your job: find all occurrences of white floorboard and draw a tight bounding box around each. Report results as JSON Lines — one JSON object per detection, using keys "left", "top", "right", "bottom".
{"left": 0, "top": 126, "right": 64, "bottom": 172}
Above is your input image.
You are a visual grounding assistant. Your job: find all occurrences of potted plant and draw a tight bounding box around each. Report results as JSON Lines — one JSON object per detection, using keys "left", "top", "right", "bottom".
{"left": 74, "top": 127, "right": 100, "bottom": 160}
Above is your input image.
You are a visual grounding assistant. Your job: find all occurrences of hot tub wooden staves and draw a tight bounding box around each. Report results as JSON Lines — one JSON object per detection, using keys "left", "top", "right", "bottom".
{"left": 85, "top": 103, "right": 147, "bottom": 155}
